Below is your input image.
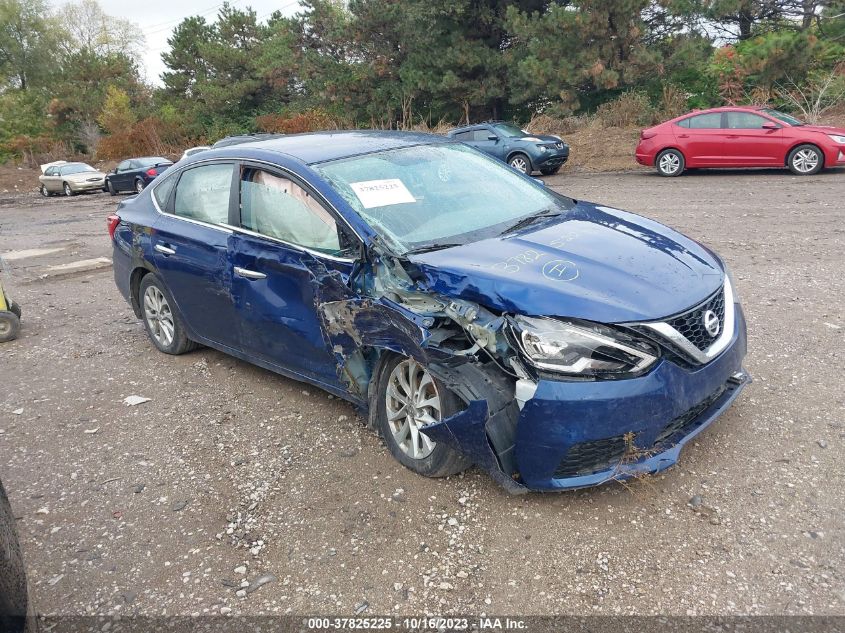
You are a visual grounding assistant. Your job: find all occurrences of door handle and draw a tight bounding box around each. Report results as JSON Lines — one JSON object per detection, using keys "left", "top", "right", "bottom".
{"left": 678, "top": 134, "right": 689, "bottom": 138}
{"left": 154, "top": 244, "right": 176, "bottom": 255}
{"left": 726, "top": 135, "right": 739, "bottom": 139}
{"left": 234, "top": 266, "right": 267, "bottom": 280}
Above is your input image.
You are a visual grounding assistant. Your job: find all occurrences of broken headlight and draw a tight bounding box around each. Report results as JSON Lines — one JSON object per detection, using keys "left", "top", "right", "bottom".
{"left": 512, "top": 316, "right": 658, "bottom": 378}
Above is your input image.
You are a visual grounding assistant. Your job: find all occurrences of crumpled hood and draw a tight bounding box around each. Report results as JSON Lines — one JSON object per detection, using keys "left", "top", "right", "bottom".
{"left": 408, "top": 201, "right": 724, "bottom": 323}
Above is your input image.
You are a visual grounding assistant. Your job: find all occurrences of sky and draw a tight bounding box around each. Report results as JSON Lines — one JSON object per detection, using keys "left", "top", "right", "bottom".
{"left": 89, "top": 0, "right": 304, "bottom": 85}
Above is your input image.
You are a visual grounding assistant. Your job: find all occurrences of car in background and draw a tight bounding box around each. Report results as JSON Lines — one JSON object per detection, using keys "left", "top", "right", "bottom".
{"left": 447, "top": 121, "right": 569, "bottom": 175}
{"left": 180, "top": 146, "right": 210, "bottom": 161}
{"left": 637, "top": 106, "right": 845, "bottom": 176}
{"left": 39, "top": 162, "right": 106, "bottom": 197}
{"left": 211, "top": 133, "right": 283, "bottom": 149}
{"left": 0, "top": 477, "right": 32, "bottom": 632}
{"left": 105, "top": 157, "right": 174, "bottom": 195}
{"left": 108, "top": 131, "right": 748, "bottom": 492}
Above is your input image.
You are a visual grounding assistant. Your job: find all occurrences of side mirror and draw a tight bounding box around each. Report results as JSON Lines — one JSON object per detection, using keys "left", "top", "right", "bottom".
{"left": 761, "top": 122, "right": 779, "bottom": 130}
{"left": 487, "top": 134, "right": 499, "bottom": 142}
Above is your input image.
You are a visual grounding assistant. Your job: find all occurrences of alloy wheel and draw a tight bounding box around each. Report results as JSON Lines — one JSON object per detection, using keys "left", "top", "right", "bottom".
{"left": 143, "top": 285, "right": 175, "bottom": 347}
{"left": 40, "top": 185, "right": 49, "bottom": 197}
{"left": 792, "top": 149, "right": 819, "bottom": 174}
{"left": 135, "top": 180, "right": 145, "bottom": 193}
{"left": 385, "top": 358, "right": 442, "bottom": 460}
{"left": 64, "top": 183, "right": 72, "bottom": 196}
{"left": 659, "top": 152, "right": 681, "bottom": 175}
{"left": 509, "top": 156, "right": 528, "bottom": 173}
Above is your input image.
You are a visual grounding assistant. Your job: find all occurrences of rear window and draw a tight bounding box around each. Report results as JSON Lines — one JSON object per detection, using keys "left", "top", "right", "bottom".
{"left": 687, "top": 113, "right": 723, "bottom": 129}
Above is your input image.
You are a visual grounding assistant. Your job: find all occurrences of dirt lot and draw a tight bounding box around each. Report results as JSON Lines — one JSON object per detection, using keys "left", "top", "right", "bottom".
{"left": 0, "top": 167, "right": 843, "bottom": 620}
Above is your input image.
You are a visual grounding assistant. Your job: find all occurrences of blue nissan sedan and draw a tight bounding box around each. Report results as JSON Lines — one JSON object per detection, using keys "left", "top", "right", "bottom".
{"left": 109, "top": 131, "right": 749, "bottom": 493}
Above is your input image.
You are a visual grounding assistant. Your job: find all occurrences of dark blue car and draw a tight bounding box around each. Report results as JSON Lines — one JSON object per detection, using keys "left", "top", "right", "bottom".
{"left": 108, "top": 131, "right": 749, "bottom": 492}
{"left": 106, "top": 156, "right": 174, "bottom": 195}
{"left": 447, "top": 121, "right": 570, "bottom": 175}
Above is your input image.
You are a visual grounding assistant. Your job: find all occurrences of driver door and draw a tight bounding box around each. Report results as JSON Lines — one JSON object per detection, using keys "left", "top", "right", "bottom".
{"left": 229, "top": 163, "right": 361, "bottom": 388}
{"left": 468, "top": 128, "right": 504, "bottom": 160}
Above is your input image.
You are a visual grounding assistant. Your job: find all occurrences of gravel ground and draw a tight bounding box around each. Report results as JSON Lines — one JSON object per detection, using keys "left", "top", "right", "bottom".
{"left": 0, "top": 168, "right": 843, "bottom": 619}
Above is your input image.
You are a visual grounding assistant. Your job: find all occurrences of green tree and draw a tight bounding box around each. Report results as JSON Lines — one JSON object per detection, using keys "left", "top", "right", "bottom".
{"left": 0, "top": 0, "right": 65, "bottom": 90}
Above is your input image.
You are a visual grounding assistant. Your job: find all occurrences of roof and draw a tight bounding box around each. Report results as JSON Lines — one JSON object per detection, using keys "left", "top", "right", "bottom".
{"left": 242, "top": 130, "right": 447, "bottom": 165}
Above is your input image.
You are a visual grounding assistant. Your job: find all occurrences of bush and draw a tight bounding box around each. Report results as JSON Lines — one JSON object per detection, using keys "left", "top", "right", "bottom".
{"left": 595, "top": 92, "right": 654, "bottom": 128}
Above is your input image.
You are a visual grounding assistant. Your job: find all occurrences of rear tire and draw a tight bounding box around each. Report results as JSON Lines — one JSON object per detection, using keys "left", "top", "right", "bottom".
{"left": 39, "top": 184, "right": 50, "bottom": 197}
{"left": 135, "top": 179, "right": 145, "bottom": 194}
{"left": 375, "top": 354, "right": 471, "bottom": 478}
{"left": 0, "top": 311, "right": 20, "bottom": 342}
{"left": 656, "top": 149, "right": 685, "bottom": 177}
{"left": 63, "top": 182, "right": 74, "bottom": 196}
{"left": 138, "top": 274, "right": 197, "bottom": 355}
{"left": 787, "top": 144, "right": 823, "bottom": 175}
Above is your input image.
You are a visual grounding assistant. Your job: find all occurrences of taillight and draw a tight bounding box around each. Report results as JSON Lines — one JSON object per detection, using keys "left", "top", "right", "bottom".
{"left": 640, "top": 130, "right": 657, "bottom": 140}
{"left": 107, "top": 214, "right": 120, "bottom": 240}
{"left": 146, "top": 168, "right": 157, "bottom": 177}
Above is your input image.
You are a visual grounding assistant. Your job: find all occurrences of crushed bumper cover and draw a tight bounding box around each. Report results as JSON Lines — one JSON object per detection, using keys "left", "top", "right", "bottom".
{"left": 423, "top": 307, "right": 749, "bottom": 493}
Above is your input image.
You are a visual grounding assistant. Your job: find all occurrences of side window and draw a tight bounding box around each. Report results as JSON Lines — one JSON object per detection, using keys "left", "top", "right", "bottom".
{"left": 128, "top": 160, "right": 139, "bottom": 170}
{"left": 472, "top": 129, "right": 494, "bottom": 141}
{"left": 675, "top": 118, "right": 690, "bottom": 128}
{"left": 173, "top": 163, "right": 233, "bottom": 225}
{"left": 153, "top": 172, "right": 177, "bottom": 210}
{"left": 117, "top": 161, "right": 129, "bottom": 172}
{"left": 726, "top": 112, "right": 770, "bottom": 129}
{"left": 688, "top": 113, "right": 723, "bottom": 129}
{"left": 240, "top": 168, "right": 350, "bottom": 256}
{"left": 452, "top": 131, "right": 472, "bottom": 141}
{"left": 45, "top": 167, "right": 56, "bottom": 176}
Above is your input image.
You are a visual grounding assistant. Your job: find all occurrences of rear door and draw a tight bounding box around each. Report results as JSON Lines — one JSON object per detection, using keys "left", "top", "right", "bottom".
{"left": 722, "top": 111, "right": 784, "bottom": 165}
{"left": 674, "top": 112, "right": 726, "bottom": 166}
{"left": 229, "top": 163, "right": 361, "bottom": 387}
{"left": 151, "top": 161, "right": 241, "bottom": 349}
{"left": 43, "top": 167, "right": 61, "bottom": 193}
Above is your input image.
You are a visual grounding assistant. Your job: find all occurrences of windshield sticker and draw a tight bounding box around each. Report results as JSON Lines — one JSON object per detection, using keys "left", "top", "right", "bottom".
{"left": 349, "top": 179, "right": 416, "bottom": 209}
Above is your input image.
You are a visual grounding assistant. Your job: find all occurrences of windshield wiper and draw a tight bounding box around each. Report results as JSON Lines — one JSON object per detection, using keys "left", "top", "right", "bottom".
{"left": 404, "top": 242, "right": 463, "bottom": 255}
{"left": 499, "top": 208, "right": 562, "bottom": 236}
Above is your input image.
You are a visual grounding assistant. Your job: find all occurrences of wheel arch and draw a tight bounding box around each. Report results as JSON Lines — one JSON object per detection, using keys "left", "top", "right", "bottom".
{"left": 505, "top": 150, "right": 533, "bottom": 170}
{"left": 784, "top": 141, "right": 825, "bottom": 167}
{"left": 129, "top": 264, "right": 156, "bottom": 318}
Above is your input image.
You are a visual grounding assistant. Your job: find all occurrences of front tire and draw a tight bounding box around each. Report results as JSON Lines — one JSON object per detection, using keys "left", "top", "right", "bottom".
{"left": 138, "top": 274, "right": 197, "bottom": 355}
{"left": 508, "top": 153, "right": 531, "bottom": 174}
{"left": 376, "top": 355, "right": 470, "bottom": 478}
{"left": 787, "top": 144, "right": 823, "bottom": 175}
{"left": 656, "top": 149, "right": 685, "bottom": 177}
{"left": 107, "top": 180, "right": 117, "bottom": 196}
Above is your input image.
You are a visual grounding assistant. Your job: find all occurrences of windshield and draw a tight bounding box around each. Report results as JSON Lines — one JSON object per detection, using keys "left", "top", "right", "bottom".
{"left": 761, "top": 109, "right": 804, "bottom": 126}
{"left": 315, "top": 143, "right": 572, "bottom": 254}
{"left": 492, "top": 123, "right": 529, "bottom": 138}
{"left": 60, "top": 163, "right": 96, "bottom": 176}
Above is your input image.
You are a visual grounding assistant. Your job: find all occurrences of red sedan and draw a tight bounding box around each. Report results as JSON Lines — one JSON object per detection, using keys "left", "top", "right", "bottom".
{"left": 636, "top": 106, "right": 845, "bottom": 176}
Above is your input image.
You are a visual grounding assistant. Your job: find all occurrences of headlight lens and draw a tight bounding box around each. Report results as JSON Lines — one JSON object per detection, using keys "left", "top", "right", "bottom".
{"left": 512, "top": 316, "right": 658, "bottom": 378}
{"left": 828, "top": 134, "right": 845, "bottom": 144}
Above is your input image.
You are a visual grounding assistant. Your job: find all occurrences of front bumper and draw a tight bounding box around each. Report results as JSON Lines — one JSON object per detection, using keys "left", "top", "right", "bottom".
{"left": 533, "top": 150, "right": 570, "bottom": 169}
{"left": 423, "top": 304, "right": 749, "bottom": 493}
{"left": 71, "top": 179, "right": 105, "bottom": 192}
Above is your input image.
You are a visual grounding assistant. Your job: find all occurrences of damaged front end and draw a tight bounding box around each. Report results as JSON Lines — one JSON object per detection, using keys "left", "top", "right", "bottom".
{"left": 315, "top": 239, "right": 749, "bottom": 494}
